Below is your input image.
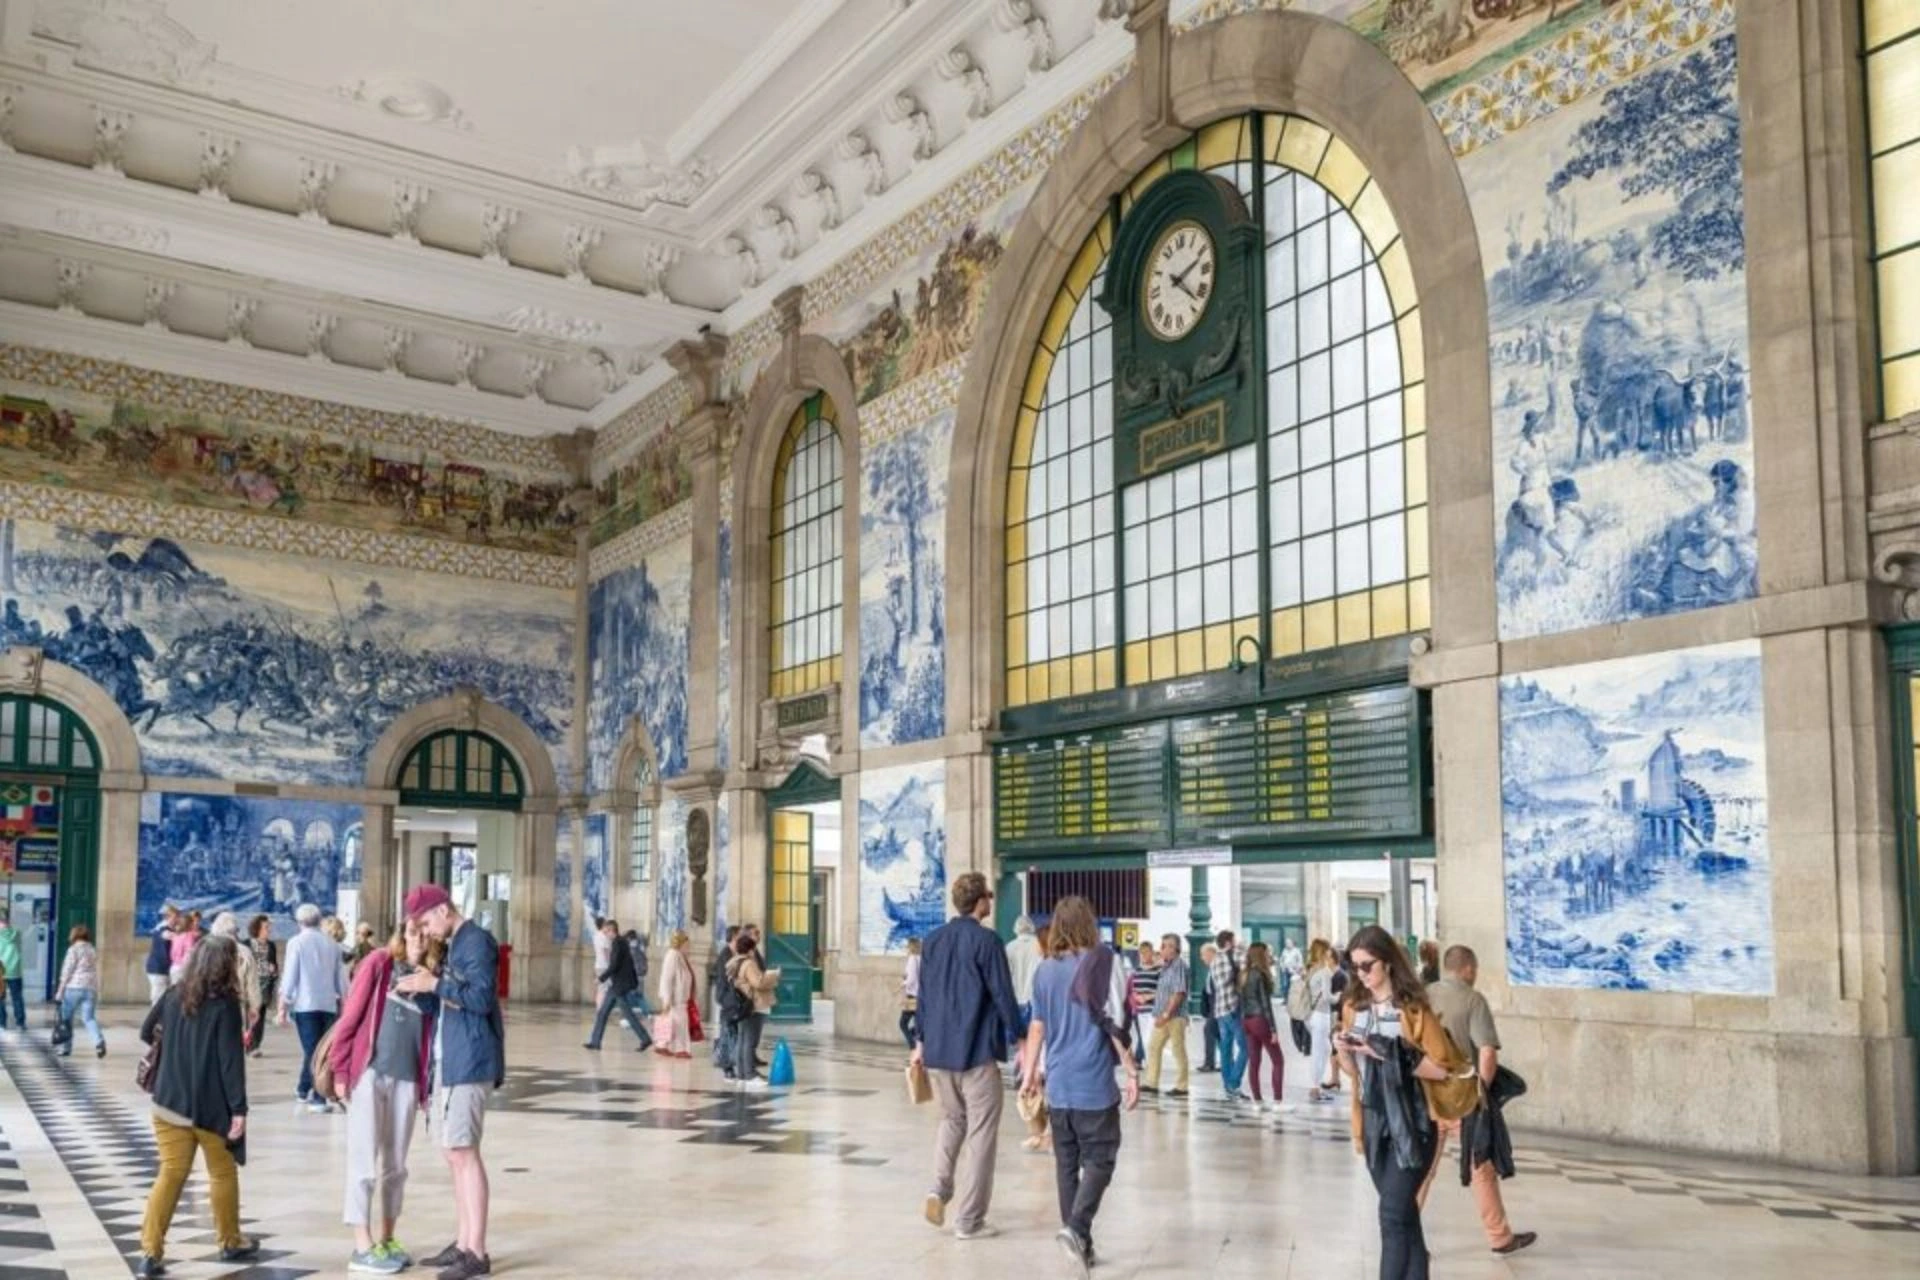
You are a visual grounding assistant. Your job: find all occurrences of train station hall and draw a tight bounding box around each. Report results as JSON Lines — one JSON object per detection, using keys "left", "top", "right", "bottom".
{"left": 0, "top": 1, "right": 1917, "bottom": 1277}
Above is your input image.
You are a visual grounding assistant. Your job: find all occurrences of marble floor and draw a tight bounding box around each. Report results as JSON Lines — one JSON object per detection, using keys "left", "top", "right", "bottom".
{"left": 0, "top": 1004, "right": 1915, "bottom": 1280}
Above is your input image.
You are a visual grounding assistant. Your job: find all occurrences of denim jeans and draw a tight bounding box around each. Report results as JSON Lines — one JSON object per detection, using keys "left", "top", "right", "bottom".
{"left": 587, "top": 989, "right": 651, "bottom": 1048}
{"left": 898, "top": 1008, "right": 917, "bottom": 1049}
{"left": 0, "top": 978, "right": 24, "bottom": 1029}
{"left": 712, "top": 984, "right": 737, "bottom": 1069}
{"left": 292, "top": 1009, "right": 336, "bottom": 1101}
{"left": 733, "top": 1012, "right": 765, "bottom": 1081}
{"left": 1214, "top": 1013, "right": 1248, "bottom": 1092}
{"left": 1051, "top": 1105, "right": 1122, "bottom": 1248}
{"left": 59, "top": 988, "right": 102, "bottom": 1050}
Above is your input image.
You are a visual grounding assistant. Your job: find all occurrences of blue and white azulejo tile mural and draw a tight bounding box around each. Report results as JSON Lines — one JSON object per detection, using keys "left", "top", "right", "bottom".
{"left": 714, "top": 792, "right": 731, "bottom": 942}
{"left": 552, "top": 820, "right": 572, "bottom": 944}
{"left": 136, "top": 792, "right": 363, "bottom": 939}
{"left": 857, "top": 761, "right": 946, "bottom": 956}
{"left": 1464, "top": 32, "right": 1754, "bottom": 641}
{"left": 0, "top": 518, "right": 574, "bottom": 788}
{"left": 655, "top": 792, "right": 688, "bottom": 944}
{"left": 582, "top": 812, "right": 610, "bottom": 929}
{"left": 585, "top": 536, "right": 691, "bottom": 791}
{"left": 858, "top": 409, "right": 951, "bottom": 748}
{"left": 1500, "top": 640, "right": 1772, "bottom": 995}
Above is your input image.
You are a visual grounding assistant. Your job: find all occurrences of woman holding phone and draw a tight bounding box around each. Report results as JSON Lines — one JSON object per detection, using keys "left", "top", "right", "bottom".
{"left": 1335, "top": 925, "right": 1473, "bottom": 1280}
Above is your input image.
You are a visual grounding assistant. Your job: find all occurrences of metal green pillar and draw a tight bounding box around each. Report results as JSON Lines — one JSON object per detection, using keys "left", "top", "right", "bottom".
{"left": 1187, "top": 865, "right": 1212, "bottom": 992}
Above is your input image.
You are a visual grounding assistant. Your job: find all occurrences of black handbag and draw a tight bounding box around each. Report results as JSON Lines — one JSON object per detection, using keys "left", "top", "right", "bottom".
{"left": 50, "top": 1012, "right": 73, "bottom": 1049}
{"left": 1288, "top": 1017, "right": 1311, "bottom": 1055}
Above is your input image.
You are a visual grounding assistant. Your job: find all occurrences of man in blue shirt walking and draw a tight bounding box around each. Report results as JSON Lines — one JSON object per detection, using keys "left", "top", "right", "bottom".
{"left": 911, "top": 871, "right": 1021, "bottom": 1242}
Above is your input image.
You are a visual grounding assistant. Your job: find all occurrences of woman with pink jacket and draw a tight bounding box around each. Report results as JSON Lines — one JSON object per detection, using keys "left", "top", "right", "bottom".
{"left": 327, "top": 919, "right": 441, "bottom": 1275}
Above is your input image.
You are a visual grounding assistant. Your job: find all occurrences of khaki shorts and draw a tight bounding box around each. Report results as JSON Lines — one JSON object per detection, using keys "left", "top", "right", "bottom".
{"left": 431, "top": 1082, "right": 490, "bottom": 1150}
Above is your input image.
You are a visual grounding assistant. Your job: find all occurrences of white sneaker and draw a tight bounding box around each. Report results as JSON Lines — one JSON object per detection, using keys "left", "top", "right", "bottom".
{"left": 955, "top": 1222, "right": 999, "bottom": 1241}
{"left": 744, "top": 1077, "right": 769, "bottom": 1091}
{"left": 1275, "top": 1102, "right": 1298, "bottom": 1114}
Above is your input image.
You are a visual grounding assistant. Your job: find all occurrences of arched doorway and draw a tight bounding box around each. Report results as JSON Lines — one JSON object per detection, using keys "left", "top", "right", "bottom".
{"left": 396, "top": 728, "right": 524, "bottom": 935}
{"left": 765, "top": 760, "right": 839, "bottom": 1022}
{"left": 0, "top": 693, "right": 101, "bottom": 999}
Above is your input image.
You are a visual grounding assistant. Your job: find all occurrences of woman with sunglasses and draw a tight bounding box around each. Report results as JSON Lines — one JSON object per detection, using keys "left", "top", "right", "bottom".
{"left": 1335, "top": 925, "right": 1473, "bottom": 1280}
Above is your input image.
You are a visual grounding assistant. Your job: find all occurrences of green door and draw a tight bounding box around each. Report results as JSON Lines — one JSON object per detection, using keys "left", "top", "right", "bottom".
{"left": 0, "top": 696, "right": 103, "bottom": 995}
{"left": 1244, "top": 914, "right": 1306, "bottom": 955}
{"left": 768, "top": 808, "right": 814, "bottom": 1021}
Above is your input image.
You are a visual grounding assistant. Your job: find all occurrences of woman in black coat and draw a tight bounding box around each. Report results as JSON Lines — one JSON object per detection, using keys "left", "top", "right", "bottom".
{"left": 136, "top": 934, "right": 259, "bottom": 1279}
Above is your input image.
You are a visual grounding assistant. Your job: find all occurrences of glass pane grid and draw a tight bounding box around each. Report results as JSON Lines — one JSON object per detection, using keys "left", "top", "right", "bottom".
{"left": 1868, "top": 3, "right": 1920, "bottom": 420}
{"left": 1006, "top": 226, "right": 1117, "bottom": 706}
{"left": 771, "top": 399, "right": 845, "bottom": 696}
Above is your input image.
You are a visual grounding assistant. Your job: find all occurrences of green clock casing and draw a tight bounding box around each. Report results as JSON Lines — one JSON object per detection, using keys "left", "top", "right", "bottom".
{"left": 1098, "top": 169, "right": 1263, "bottom": 488}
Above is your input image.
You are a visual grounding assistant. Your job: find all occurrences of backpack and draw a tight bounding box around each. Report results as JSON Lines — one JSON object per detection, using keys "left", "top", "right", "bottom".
{"left": 720, "top": 963, "right": 756, "bottom": 1023}
{"left": 1285, "top": 969, "right": 1313, "bottom": 1022}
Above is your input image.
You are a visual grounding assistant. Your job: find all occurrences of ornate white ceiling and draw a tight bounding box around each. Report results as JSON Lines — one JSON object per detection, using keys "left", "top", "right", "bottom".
{"left": 0, "top": 0, "right": 1150, "bottom": 436}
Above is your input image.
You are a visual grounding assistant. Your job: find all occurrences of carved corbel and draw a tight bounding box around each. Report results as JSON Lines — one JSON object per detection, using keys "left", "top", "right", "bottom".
{"left": 0, "top": 646, "right": 48, "bottom": 695}
{"left": 1873, "top": 544, "right": 1920, "bottom": 620}
{"left": 454, "top": 686, "right": 485, "bottom": 731}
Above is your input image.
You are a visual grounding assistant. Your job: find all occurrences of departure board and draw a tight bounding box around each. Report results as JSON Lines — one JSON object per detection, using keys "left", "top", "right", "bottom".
{"left": 993, "top": 684, "right": 1423, "bottom": 857}
{"left": 994, "top": 722, "right": 1170, "bottom": 853}
{"left": 1170, "top": 685, "right": 1421, "bottom": 843}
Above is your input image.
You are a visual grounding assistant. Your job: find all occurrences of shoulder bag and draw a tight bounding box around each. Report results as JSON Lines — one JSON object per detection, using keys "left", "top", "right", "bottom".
{"left": 136, "top": 1011, "right": 164, "bottom": 1093}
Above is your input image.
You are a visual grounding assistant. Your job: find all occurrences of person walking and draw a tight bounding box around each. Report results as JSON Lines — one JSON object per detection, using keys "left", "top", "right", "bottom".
{"left": 1197, "top": 943, "right": 1219, "bottom": 1074}
{"left": 656, "top": 930, "right": 695, "bottom": 1057}
{"left": 168, "top": 911, "right": 202, "bottom": 986}
{"left": 145, "top": 906, "right": 178, "bottom": 1006}
{"left": 592, "top": 917, "right": 613, "bottom": 1004}
{"left": 329, "top": 918, "right": 441, "bottom": 1275}
{"left": 0, "top": 911, "right": 24, "bottom": 1031}
{"left": 912, "top": 871, "right": 1021, "bottom": 1241}
{"left": 53, "top": 924, "right": 105, "bottom": 1058}
{"left": 280, "top": 903, "right": 348, "bottom": 1112}
{"left": 898, "top": 937, "right": 922, "bottom": 1050}
{"left": 1208, "top": 931, "right": 1247, "bottom": 1096}
{"left": 349, "top": 922, "right": 379, "bottom": 975}
{"left": 583, "top": 919, "right": 651, "bottom": 1051}
{"left": 1306, "top": 939, "right": 1338, "bottom": 1103}
{"left": 1141, "top": 934, "right": 1190, "bottom": 1098}
{"left": 136, "top": 935, "right": 258, "bottom": 1278}
{"left": 396, "top": 883, "right": 504, "bottom": 1280}
{"left": 1424, "top": 945, "right": 1537, "bottom": 1258}
{"left": 710, "top": 925, "right": 741, "bottom": 1073}
{"left": 1417, "top": 940, "right": 1441, "bottom": 985}
{"left": 1020, "top": 895, "right": 1138, "bottom": 1279}
{"left": 1336, "top": 925, "right": 1474, "bottom": 1280}
{"left": 1239, "top": 942, "right": 1287, "bottom": 1110}
{"left": 725, "top": 931, "right": 780, "bottom": 1088}
{"left": 209, "top": 914, "right": 260, "bottom": 1050}
{"left": 246, "top": 915, "right": 278, "bottom": 1056}
{"left": 1125, "top": 943, "right": 1161, "bottom": 1068}
{"left": 1005, "top": 915, "right": 1042, "bottom": 1033}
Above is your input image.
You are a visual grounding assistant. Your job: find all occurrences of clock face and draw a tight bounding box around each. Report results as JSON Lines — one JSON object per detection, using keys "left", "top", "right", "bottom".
{"left": 1142, "top": 220, "right": 1215, "bottom": 340}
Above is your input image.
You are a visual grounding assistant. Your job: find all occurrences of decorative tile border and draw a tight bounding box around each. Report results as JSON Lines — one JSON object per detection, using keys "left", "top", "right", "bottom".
{"left": 0, "top": 479, "right": 577, "bottom": 588}
{"left": 0, "top": 345, "right": 573, "bottom": 479}
{"left": 594, "top": 376, "right": 694, "bottom": 475}
{"left": 587, "top": 499, "right": 695, "bottom": 582}
{"left": 720, "top": 310, "right": 783, "bottom": 400}
{"left": 1430, "top": 0, "right": 1735, "bottom": 158}
{"left": 860, "top": 358, "right": 966, "bottom": 446}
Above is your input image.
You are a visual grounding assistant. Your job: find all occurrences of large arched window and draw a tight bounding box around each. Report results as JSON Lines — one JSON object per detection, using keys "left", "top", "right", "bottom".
{"left": 1003, "top": 114, "right": 1426, "bottom": 707}
{"left": 769, "top": 392, "right": 844, "bottom": 699}
{"left": 1868, "top": 0, "right": 1920, "bottom": 419}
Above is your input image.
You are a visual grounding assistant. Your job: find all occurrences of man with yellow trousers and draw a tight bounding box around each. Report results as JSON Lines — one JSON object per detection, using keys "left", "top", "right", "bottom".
{"left": 1142, "top": 934, "right": 1190, "bottom": 1097}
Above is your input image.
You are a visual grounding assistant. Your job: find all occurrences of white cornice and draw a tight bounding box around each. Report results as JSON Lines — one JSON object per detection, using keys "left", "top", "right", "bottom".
{"left": 664, "top": 0, "right": 857, "bottom": 162}
{"left": 0, "top": 151, "right": 713, "bottom": 349}
{"left": 0, "top": 300, "right": 585, "bottom": 437}
{"left": 0, "top": 62, "right": 709, "bottom": 245}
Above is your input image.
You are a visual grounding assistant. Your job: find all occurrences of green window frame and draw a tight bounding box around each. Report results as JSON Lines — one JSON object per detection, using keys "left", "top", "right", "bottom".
{"left": 397, "top": 729, "right": 524, "bottom": 810}
{"left": 0, "top": 695, "right": 100, "bottom": 775}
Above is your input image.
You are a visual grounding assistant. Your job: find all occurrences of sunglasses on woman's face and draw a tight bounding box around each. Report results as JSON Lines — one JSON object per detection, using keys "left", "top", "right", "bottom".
{"left": 1353, "top": 957, "right": 1380, "bottom": 975}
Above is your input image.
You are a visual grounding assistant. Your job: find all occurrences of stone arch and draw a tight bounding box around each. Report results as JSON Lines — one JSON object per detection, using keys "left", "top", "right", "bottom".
{"left": 944, "top": 9, "right": 1492, "bottom": 733}
{"left": 0, "top": 647, "right": 142, "bottom": 779}
{"left": 363, "top": 686, "right": 560, "bottom": 801}
{"left": 729, "top": 330, "right": 864, "bottom": 768}
{"left": 612, "top": 714, "right": 664, "bottom": 804}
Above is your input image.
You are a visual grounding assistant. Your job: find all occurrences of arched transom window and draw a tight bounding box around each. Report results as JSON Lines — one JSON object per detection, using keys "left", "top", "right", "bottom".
{"left": 769, "top": 392, "right": 844, "bottom": 699}
{"left": 1004, "top": 113, "right": 1427, "bottom": 708}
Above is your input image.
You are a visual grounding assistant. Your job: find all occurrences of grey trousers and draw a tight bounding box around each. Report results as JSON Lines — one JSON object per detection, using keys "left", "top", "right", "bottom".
{"left": 929, "top": 1062, "right": 1005, "bottom": 1232}
{"left": 343, "top": 1071, "right": 418, "bottom": 1227}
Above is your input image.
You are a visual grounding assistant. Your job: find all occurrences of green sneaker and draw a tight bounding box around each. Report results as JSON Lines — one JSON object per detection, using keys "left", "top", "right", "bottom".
{"left": 380, "top": 1239, "right": 412, "bottom": 1268}
{"left": 349, "top": 1247, "right": 403, "bottom": 1275}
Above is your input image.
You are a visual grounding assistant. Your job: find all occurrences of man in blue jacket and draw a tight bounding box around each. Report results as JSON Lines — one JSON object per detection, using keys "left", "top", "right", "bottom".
{"left": 397, "top": 884, "right": 503, "bottom": 1280}
{"left": 911, "top": 871, "right": 1021, "bottom": 1242}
